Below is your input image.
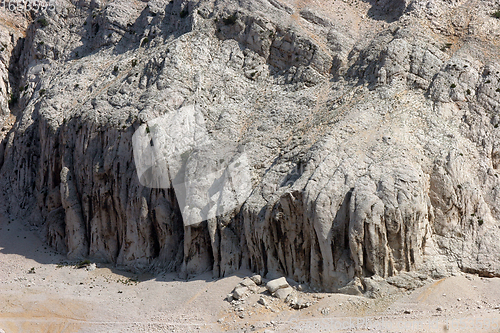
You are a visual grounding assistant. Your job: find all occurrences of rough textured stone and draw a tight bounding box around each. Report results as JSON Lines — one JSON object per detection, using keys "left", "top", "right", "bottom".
{"left": 362, "top": 275, "right": 398, "bottom": 299}
{"left": 258, "top": 296, "right": 269, "bottom": 306}
{"left": 0, "top": 0, "right": 500, "bottom": 292}
{"left": 266, "top": 277, "right": 290, "bottom": 294}
{"left": 274, "top": 286, "right": 293, "bottom": 300}
{"left": 250, "top": 274, "right": 262, "bottom": 285}
{"left": 290, "top": 298, "right": 311, "bottom": 310}
{"left": 232, "top": 286, "right": 247, "bottom": 300}
{"left": 338, "top": 277, "right": 364, "bottom": 296}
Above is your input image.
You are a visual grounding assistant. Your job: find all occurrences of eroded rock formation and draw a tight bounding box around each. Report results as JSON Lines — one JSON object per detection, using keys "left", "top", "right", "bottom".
{"left": 1, "top": 0, "right": 500, "bottom": 292}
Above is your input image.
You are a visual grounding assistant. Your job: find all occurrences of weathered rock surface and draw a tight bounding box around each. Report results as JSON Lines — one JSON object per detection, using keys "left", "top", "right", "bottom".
{"left": 250, "top": 274, "right": 262, "bottom": 285}
{"left": 266, "top": 277, "right": 290, "bottom": 294}
{"left": 232, "top": 286, "right": 247, "bottom": 300}
{"left": 274, "top": 286, "right": 293, "bottom": 300}
{"left": 1, "top": 0, "right": 500, "bottom": 292}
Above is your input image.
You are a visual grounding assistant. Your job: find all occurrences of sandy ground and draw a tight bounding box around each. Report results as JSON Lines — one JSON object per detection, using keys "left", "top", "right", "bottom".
{"left": 1, "top": 218, "right": 500, "bottom": 333}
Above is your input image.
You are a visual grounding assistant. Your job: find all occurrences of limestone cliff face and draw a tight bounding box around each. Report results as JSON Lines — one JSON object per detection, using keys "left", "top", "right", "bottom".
{"left": 2, "top": 0, "right": 500, "bottom": 291}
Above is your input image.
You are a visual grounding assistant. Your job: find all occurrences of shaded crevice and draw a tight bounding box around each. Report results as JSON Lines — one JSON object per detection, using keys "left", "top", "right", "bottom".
{"left": 362, "top": 0, "right": 407, "bottom": 23}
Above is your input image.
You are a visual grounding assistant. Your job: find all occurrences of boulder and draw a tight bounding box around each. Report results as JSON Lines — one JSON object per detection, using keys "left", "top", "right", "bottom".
{"left": 232, "top": 286, "right": 248, "bottom": 300}
{"left": 338, "top": 277, "right": 364, "bottom": 296}
{"left": 266, "top": 277, "right": 290, "bottom": 293}
{"left": 250, "top": 275, "right": 262, "bottom": 285}
{"left": 240, "top": 277, "right": 257, "bottom": 288}
{"left": 258, "top": 296, "right": 269, "bottom": 306}
{"left": 274, "top": 286, "right": 294, "bottom": 300}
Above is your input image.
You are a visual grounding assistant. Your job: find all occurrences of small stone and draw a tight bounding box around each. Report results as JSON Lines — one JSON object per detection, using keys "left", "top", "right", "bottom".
{"left": 291, "top": 299, "right": 311, "bottom": 309}
{"left": 240, "top": 277, "right": 257, "bottom": 288}
{"left": 226, "top": 294, "right": 233, "bottom": 302}
{"left": 338, "top": 277, "right": 364, "bottom": 296}
{"left": 86, "top": 263, "right": 97, "bottom": 271}
{"left": 233, "top": 286, "right": 248, "bottom": 300}
{"left": 436, "top": 306, "right": 443, "bottom": 312}
{"left": 286, "top": 293, "right": 297, "bottom": 304}
{"left": 320, "top": 307, "right": 330, "bottom": 315}
{"left": 266, "top": 277, "right": 289, "bottom": 293}
{"left": 250, "top": 274, "right": 262, "bottom": 285}
{"left": 258, "top": 296, "right": 269, "bottom": 306}
{"left": 404, "top": 310, "right": 411, "bottom": 314}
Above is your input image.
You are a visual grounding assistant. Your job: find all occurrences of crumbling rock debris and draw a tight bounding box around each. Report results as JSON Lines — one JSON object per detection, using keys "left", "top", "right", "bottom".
{"left": 338, "top": 277, "right": 364, "bottom": 296}
{"left": 290, "top": 298, "right": 312, "bottom": 310}
{"left": 386, "top": 272, "right": 429, "bottom": 290}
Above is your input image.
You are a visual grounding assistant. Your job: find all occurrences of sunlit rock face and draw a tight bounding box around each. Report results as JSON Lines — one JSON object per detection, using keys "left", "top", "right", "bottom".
{"left": 1, "top": 0, "right": 500, "bottom": 291}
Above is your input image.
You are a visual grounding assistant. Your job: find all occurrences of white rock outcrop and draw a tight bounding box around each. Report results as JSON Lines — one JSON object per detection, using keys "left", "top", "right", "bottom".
{"left": 0, "top": 0, "right": 500, "bottom": 292}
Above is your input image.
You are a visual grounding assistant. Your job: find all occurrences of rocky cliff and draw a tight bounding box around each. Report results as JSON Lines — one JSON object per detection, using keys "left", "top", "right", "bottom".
{"left": 1, "top": 0, "right": 500, "bottom": 292}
